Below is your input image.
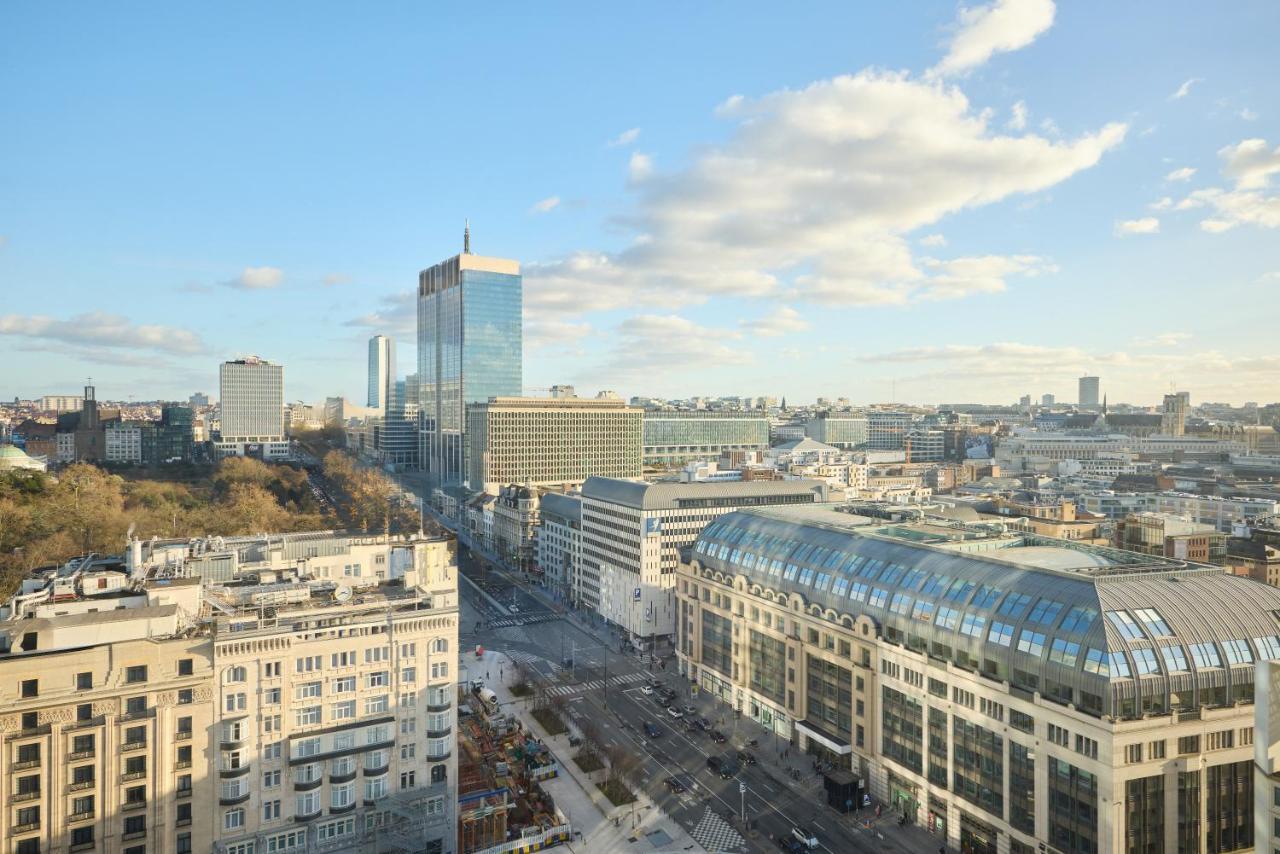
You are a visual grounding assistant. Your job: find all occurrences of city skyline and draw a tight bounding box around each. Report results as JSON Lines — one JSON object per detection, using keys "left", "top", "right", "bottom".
{"left": 2, "top": 2, "right": 1278, "bottom": 405}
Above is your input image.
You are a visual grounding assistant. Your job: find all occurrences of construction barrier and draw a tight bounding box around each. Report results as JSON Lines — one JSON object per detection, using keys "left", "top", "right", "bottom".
{"left": 473, "top": 823, "right": 573, "bottom": 854}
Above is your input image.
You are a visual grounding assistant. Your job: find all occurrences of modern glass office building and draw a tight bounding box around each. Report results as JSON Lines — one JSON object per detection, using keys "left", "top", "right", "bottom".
{"left": 417, "top": 241, "right": 521, "bottom": 489}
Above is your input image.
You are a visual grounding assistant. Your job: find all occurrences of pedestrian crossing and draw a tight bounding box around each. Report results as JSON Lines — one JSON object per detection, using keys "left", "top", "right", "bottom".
{"left": 544, "top": 671, "right": 648, "bottom": 697}
{"left": 689, "top": 806, "right": 746, "bottom": 853}
{"left": 486, "top": 612, "right": 561, "bottom": 629}
{"left": 505, "top": 649, "right": 564, "bottom": 674}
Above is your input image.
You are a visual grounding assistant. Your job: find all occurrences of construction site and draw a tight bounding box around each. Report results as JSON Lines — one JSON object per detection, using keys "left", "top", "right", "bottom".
{"left": 457, "top": 686, "right": 572, "bottom": 854}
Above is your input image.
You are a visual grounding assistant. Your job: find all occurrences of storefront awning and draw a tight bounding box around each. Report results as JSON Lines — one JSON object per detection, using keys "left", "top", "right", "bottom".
{"left": 795, "top": 719, "right": 852, "bottom": 755}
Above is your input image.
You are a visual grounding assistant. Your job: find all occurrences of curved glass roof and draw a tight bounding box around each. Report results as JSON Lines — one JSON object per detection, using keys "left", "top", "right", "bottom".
{"left": 691, "top": 508, "right": 1280, "bottom": 717}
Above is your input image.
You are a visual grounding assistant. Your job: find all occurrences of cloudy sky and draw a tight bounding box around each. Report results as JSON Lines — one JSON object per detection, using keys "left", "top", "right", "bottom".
{"left": 2, "top": 1, "right": 1278, "bottom": 405}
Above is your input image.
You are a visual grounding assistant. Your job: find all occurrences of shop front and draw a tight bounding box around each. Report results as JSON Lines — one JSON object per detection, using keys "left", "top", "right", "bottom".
{"left": 959, "top": 810, "right": 999, "bottom": 854}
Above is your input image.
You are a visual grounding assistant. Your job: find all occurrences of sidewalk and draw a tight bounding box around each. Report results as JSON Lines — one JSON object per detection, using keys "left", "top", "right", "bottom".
{"left": 481, "top": 650, "right": 706, "bottom": 854}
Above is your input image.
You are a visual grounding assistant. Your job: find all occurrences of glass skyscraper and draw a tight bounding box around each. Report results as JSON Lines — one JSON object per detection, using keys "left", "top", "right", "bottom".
{"left": 417, "top": 242, "right": 521, "bottom": 489}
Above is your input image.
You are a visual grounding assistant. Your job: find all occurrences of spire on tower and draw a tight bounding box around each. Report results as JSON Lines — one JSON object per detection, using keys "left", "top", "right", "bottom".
{"left": 463, "top": 219, "right": 471, "bottom": 255}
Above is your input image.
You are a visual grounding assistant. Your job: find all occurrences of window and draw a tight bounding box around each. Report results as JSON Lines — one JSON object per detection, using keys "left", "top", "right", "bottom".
{"left": 125, "top": 696, "right": 147, "bottom": 715}
{"left": 76, "top": 671, "right": 93, "bottom": 690}
{"left": 911, "top": 600, "right": 936, "bottom": 622}
{"left": 868, "top": 588, "right": 889, "bottom": 609}
{"left": 1133, "top": 608, "right": 1173, "bottom": 637}
{"left": 367, "top": 671, "right": 389, "bottom": 688}
{"left": 125, "top": 725, "right": 146, "bottom": 746}
{"left": 1108, "top": 651, "right": 1132, "bottom": 677}
{"left": 1075, "top": 735, "right": 1098, "bottom": 759}
{"left": 400, "top": 718, "right": 416, "bottom": 734}
{"left": 365, "top": 695, "right": 389, "bottom": 715}
{"left": 123, "top": 814, "right": 146, "bottom": 835}
{"left": 1190, "top": 642, "right": 1222, "bottom": 668}
{"left": 225, "top": 665, "right": 246, "bottom": 682}
{"left": 295, "top": 655, "right": 322, "bottom": 673}
{"left": 263, "top": 799, "right": 281, "bottom": 820}
{"left": 331, "top": 783, "right": 356, "bottom": 808}
{"left": 125, "top": 665, "right": 148, "bottom": 683}
{"left": 296, "top": 791, "right": 321, "bottom": 816}
{"left": 264, "top": 741, "right": 283, "bottom": 760}
{"left": 1254, "top": 635, "right": 1280, "bottom": 660}
{"left": 225, "top": 807, "right": 246, "bottom": 829}
{"left": 1048, "top": 724, "right": 1070, "bottom": 746}
{"left": 21, "top": 678, "right": 38, "bottom": 697}
{"left": 1105, "top": 610, "right": 1144, "bottom": 641}
{"left": 265, "top": 661, "right": 281, "bottom": 678}
{"left": 1028, "top": 599, "right": 1065, "bottom": 626}
{"left": 1223, "top": 639, "right": 1254, "bottom": 666}
{"left": 959, "top": 613, "right": 986, "bottom": 638}
{"left": 971, "top": 585, "right": 1000, "bottom": 609}
{"left": 1016, "top": 630, "right": 1046, "bottom": 657}
{"left": 1132, "top": 647, "right": 1160, "bottom": 675}
{"left": 402, "top": 667, "right": 417, "bottom": 683}
{"left": 178, "top": 688, "right": 194, "bottom": 705}
{"left": 1149, "top": 740, "right": 1166, "bottom": 759}
{"left": 264, "top": 687, "right": 281, "bottom": 705}
{"left": 331, "top": 651, "right": 356, "bottom": 668}
{"left": 1059, "top": 606, "right": 1096, "bottom": 633}
{"left": 365, "top": 647, "right": 389, "bottom": 664}
{"left": 1161, "top": 645, "right": 1190, "bottom": 673}
{"left": 225, "top": 692, "right": 247, "bottom": 712}
{"left": 400, "top": 770, "right": 417, "bottom": 788}
{"left": 1049, "top": 638, "right": 1080, "bottom": 667}
{"left": 1010, "top": 709, "right": 1034, "bottom": 734}
{"left": 997, "top": 592, "right": 1032, "bottom": 618}
{"left": 1177, "top": 735, "right": 1200, "bottom": 754}
{"left": 1207, "top": 729, "right": 1234, "bottom": 750}
{"left": 73, "top": 733, "right": 94, "bottom": 754}
{"left": 332, "top": 701, "right": 356, "bottom": 720}
{"left": 295, "top": 681, "right": 322, "bottom": 700}
{"left": 263, "top": 769, "right": 281, "bottom": 788}
{"left": 295, "top": 706, "right": 321, "bottom": 726}
{"left": 988, "top": 621, "right": 1015, "bottom": 647}
{"left": 935, "top": 606, "right": 960, "bottom": 630}
{"left": 72, "top": 828, "right": 95, "bottom": 848}
{"left": 178, "top": 658, "right": 194, "bottom": 676}
{"left": 333, "top": 676, "right": 356, "bottom": 693}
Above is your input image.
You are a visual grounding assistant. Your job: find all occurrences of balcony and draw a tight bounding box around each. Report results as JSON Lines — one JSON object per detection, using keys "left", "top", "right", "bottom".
{"left": 330, "top": 768, "right": 357, "bottom": 784}
{"left": 220, "top": 764, "right": 250, "bottom": 779}
{"left": 294, "top": 808, "right": 322, "bottom": 822}
{"left": 176, "top": 787, "right": 193, "bottom": 800}
{"left": 426, "top": 749, "right": 451, "bottom": 762}
{"left": 175, "top": 729, "right": 192, "bottom": 741}
{"left": 176, "top": 759, "right": 192, "bottom": 769}
{"left": 363, "top": 760, "right": 390, "bottom": 776}
{"left": 121, "top": 770, "right": 147, "bottom": 782}
{"left": 70, "top": 843, "right": 95, "bottom": 853}
{"left": 13, "top": 759, "right": 40, "bottom": 771}
{"left": 425, "top": 726, "right": 452, "bottom": 739}
{"left": 329, "top": 801, "right": 357, "bottom": 814}
{"left": 122, "top": 830, "right": 147, "bottom": 841}
{"left": 425, "top": 700, "right": 451, "bottom": 712}
{"left": 293, "top": 776, "right": 322, "bottom": 791}
{"left": 219, "top": 738, "right": 246, "bottom": 751}
{"left": 119, "top": 707, "right": 156, "bottom": 723}
{"left": 123, "top": 799, "right": 147, "bottom": 812}
{"left": 176, "top": 817, "right": 192, "bottom": 827}
{"left": 12, "top": 790, "right": 41, "bottom": 803}
{"left": 68, "top": 750, "right": 95, "bottom": 761}
{"left": 220, "top": 791, "right": 250, "bottom": 806}
{"left": 120, "top": 740, "right": 148, "bottom": 753}
{"left": 68, "top": 810, "right": 95, "bottom": 823}
{"left": 67, "top": 780, "right": 96, "bottom": 793}
{"left": 12, "top": 821, "right": 40, "bottom": 834}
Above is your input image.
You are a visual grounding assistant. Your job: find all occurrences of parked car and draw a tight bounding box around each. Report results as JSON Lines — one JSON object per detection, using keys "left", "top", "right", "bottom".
{"left": 706, "top": 755, "right": 724, "bottom": 774}
{"left": 640, "top": 684, "right": 654, "bottom": 695}
{"left": 709, "top": 729, "right": 727, "bottom": 744}
{"left": 736, "top": 750, "right": 757, "bottom": 766}
{"left": 791, "top": 826, "right": 819, "bottom": 850}
{"left": 776, "top": 838, "right": 807, "bottom": 853}
{"left": 695, "top": 716, "right": 713, "bottom": 731}
{"left": 643, "top": 721, "right": 663, "bottom": 738}
{"left": 681, "top": 704, "right": 696, "bottom": 716}
{"left": 667, "top": 706, "right": 684, "bottom": 719}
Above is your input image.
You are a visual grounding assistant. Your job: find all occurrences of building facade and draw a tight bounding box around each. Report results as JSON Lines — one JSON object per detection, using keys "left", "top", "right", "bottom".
{"left": 217, "top": 357, "right": 288, "bottom": 459}
{"left": 536, "top": 493, "right": 582, "bottom": 605}
{"left": 579, "top": 477, "right": 829, "bottom": 645}
{"left": 367, "top": 335, "right": 396, "bottom": 411}
{"left": 868, "top": 412, "right": 914, "bottom": 451}
{"left": 1079, "top": 376, "right": 1100, "bottom": 409}
{"left": 1162, "top": 393, "right": 1188, "bottom": 438}
{"left": 465, "top": 397, "right": 642, "bottom": 493}
{"left": 804, "top": 415, "right": 869, "bottom": 450}
{"left": 677, "top": 505, "right": 1279, "bottom": 854}
{"left": 641, "top": 411, "right": 770, "bottom": 467}
{"left": 417, "top": 243, "right": 522, "bottom": 491}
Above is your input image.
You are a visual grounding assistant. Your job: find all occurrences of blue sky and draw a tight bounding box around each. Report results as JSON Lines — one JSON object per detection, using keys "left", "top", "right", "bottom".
{"left": 2, "top": 1, "right": 1278, "bottom": 406}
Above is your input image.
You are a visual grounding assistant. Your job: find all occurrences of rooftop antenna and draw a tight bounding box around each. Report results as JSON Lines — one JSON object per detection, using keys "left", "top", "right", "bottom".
{"left": 463, "top": 219, "right": 471, "bottom": 255}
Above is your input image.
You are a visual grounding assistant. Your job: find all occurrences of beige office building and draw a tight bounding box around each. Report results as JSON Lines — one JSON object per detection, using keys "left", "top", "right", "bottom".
{"left": 678, "top": 505, "right": 1276, "bottom": 853}
{"left": 465, "top": 396, "right": 642, "bottom": 493}
{"left": 1, "top": 531, "right": 459, "bottom": 854}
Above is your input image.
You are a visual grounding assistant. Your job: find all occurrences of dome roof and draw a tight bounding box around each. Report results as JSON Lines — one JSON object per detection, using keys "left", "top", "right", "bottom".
{"left": 0, "top": 444, "right": 46, "bottom": 471}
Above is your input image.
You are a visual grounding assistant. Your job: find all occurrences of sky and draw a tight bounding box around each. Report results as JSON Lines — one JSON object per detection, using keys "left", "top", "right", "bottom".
{"left": 2, "top": 1, "right": 1278, "bottom": 407}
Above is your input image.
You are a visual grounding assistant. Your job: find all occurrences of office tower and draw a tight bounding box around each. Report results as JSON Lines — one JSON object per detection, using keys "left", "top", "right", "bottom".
{"left": 678, "top": 503, "right": 1280, "bottom": 854}
{"left": 867, "top": 411, "right": 913, "bottom": 450}
{"left": 217, "top": 357, "right": 288, "bottom": 459}
{"left": 1042, "top": 393, "right": 1055, "bottom": 406}
{"left": 39, "top": 394, "right": 84, "bottom": 413}
{"left": 189, "top": 392, "right": 210, "bottom": 408}
{"left": 417, "top": 227, "right": 522, "bottom": 490}
{"left": 804, "top": 415, "right": 869, "bottom": 450}
{"left": 1162, "top": 392, "right": 1188, "bottom": 437}
{"left": 367, "top": 334, "right": 396, "bottom": 410}
{"left": 579, "top": 477, "right": 828, "bottom": 645}
{"left": 1019, "top": 394, "right": 1032, "bottom": 408}
{"left": 465, "top": 397, "right": 643, "bottom": 492}
{"left": 1079, "top": 376, "right": 1100, "bottom": 409}
{"left": 641, "top": 410, "right": 771, "bottom": 466}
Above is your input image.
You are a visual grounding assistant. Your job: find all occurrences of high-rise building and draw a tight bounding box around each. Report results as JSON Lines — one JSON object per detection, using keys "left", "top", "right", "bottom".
{"left": 217, "top": 357, "right": 288, "bottom": 459}
{"left": 39, "top": 394, "right": 83, "bottom": 413}
{"left": 1161, "top": 392, "right": 1188, "bottom": 437}
{"left": 417, "top": 228, "right": 522, "bottom": 490}
{"left": 189, "top": 392, "right": 210, "bottom": 408}
{"left": 867, "top": 411, "right": 913, "bottom": 450}
{"left": 579, "top": 477, "right": 829, "bottom": 646}
{"left": 804, "top": 415, "right": 869, "bottom": 450}
{"left": 1041, "top": 393, "right": 1055, "bottom": 406}
{"left": 465, "top": 397, "right": 642, "bottom": 492}
{"left": 1079, "top": 376, "right": 1101, "bottom": 409}
{"left": 641, "top": 410, "right": 771, "bottom": 466}
{"left": 679, "top": 504, "right": 1280, "bottom": 854}
{"left": 367, "top": 334, "right": 396, "bottom": 410}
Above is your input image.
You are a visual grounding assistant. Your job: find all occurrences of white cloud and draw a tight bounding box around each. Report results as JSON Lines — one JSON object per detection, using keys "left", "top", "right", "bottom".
{"left": 224, "top": 266, "right": 284, "bottom": 290}
{"left": 1164, "top": 167, "right": 1196, "bottom": 182}
{"left": 1132, "top": 331, "right": 1191, "bottom": 347}
{"left": 1148, "top": 197, "right": 1174, "bottom": 211}
{"left": 1240, "top": 107, "right": 1259, "bottom": 121}
{"left": 0, "top": 311, "right": 205, "bottom": 355}
{"left": 1173, "top": 139, "right": 1280, "bottom": 233}
{"left": 590, "top": 315, "right": 752, "bottom": 382}
{"left": 1114, "top": 217, "right": 1160, "bottom": 236}
{"left": 628, "top": 152, "right": 653, "bottom": 182}
{"left": 1220, "top": 138, "right": 1280, "bottom": 189}
{"left": 608, "top": 128, "right": 641, "bottom": 147}
{"left": 740, "top": 306, "right": 810, "bottom": 337}
{"left": 930, "top": 0, "right": 1057, "bottom": 78}
{"left": 344, "top": 292, "right": 415, "bottom": 336}
{"left": 1007, "top": 100, "right": 1028, "bottom": 130}
{"left": 530, "top": 196, "right": 561, "bottom": 214}
{"left": 322, "top": 273, "right": 351, "bottom": 287}
{"left": 525, "top": 317, "right": 592, "bottom": 352}
{"left": 525, "top": 68, "right": 1125, "bottom": 316}
{"left": 918, "top": 233, "right": 948, "bottom": 247}
{"left": 1169, "top": 77, "right": 1201, "bottom": 100}
{"left": 916, "top": 254, "right": 1057, "bottom": 300}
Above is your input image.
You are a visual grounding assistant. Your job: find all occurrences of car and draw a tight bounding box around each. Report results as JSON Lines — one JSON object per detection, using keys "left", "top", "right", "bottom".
{"left": 706, "top": 755, "right": 724, "bottom": 774}
{"left": 681, "top": 704, "right": 696, "bottom": 716}
{"left": 667, "top": 706, "right": 684, "bottom": 719}
{"left": 736, "top": 750, "right": 757, "bottom": 766}
{"left": 777, "top": 838, "right": 807, "bottom": 853}
{"left": 717, "top": 759, "right": 739, "bottom": 779}
{"left": 640, "top": 685, "right": 654, "bottom": 695}
{"left": 663, "top": 775, "right": 687, "bottom": 794}
{"left": 791, "top": 827, "right": 819, "bottom": 850}
{"left": 695, "top": 716, "right": 713, "bottom": 731}
{"left": 643, "top": 721, "right": 663, "bottom": 738}
{"left": 709, "top": 729, "right": 727, "bottom": 744}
